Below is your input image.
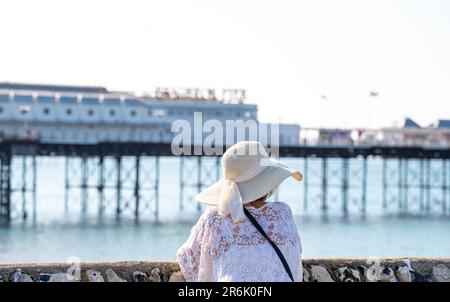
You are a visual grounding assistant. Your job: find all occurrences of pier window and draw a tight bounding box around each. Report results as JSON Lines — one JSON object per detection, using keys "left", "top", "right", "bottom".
{"left": 130, "top": 110, "right": 136, "bottom": 117}
{"left": 109, "top": 109, "right": 116, "bottom": 116}
{"left": 43, "top": 108, "right": 50, "bottom": 115}
{"left": 19, "top": 105, "right": 31, "bottom": 114}
{"left": 66, "top": 108, "right": 72, "bottom": 116}
{"left": 0, "top": 106, "right": 3, "bottom": 114}
{"left": 153, "top": 109, "right": 166, "bottom": 118}
{"left": 88, "top": 109, "right": 94, "bottom": 116}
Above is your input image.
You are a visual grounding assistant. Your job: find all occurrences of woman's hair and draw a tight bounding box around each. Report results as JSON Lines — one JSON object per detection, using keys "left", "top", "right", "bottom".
{"left": 254, "top": 185, "right": 278, "bottom": 202}
{"left": 253, "top": 191, "right": 272, "bottom": 202}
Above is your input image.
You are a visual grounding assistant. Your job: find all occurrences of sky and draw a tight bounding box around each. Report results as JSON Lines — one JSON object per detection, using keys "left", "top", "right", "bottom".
{"left": 1, "top": 0, "right": 450, "bottom": 128}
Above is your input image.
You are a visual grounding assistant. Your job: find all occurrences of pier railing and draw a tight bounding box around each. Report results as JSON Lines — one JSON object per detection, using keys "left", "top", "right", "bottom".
{"left": 2, "top": 124, "right": 450, "bottom": 148}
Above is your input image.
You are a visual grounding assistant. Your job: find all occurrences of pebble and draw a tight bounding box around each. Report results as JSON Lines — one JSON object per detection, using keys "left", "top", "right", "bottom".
{"left": 9, "top": 269, "right": 33, "bottom": 282}
{"left": 302, "top": 268, "right": 310, "bottom": 282}
{"left": 378, "top": 266, "right": 397, "bottom": 282}
{"left": 148, "top": 267, "right": 161, "bottom": 282}
{"left": 51, "top": 273, "right": 74, "bottom": 282}
{"left": 38, "top": 273, "right": 52, "bottom": 282}
{"left": 432, "top": 264, "right": 450, "bottom": 282}
{"left": 105, "top": 268, "right": 127, "bottom": 282}
{"left": 168, "top": 272, "right": 185, "bottom": 282}
{"left": 411, "top": 271, "right": 432, "bottom": 282}
{"left": 39, "top": 273, "right": 73, "bottom": 282}
{"left": 365, "top": 264, "right": 397, "bottom": 282}
{"left": 396, "top": 266, "right": 412, "bottom": 282}
{"left": 396, "top": 261, "right": 415, "bottom": 283}
{"left": 86, "top": 270, "right": 105, "bottom": 282}
{"left": 337, "top": 267, "right": 361, "bottom": 282}
{"left": 132, "top": 271, "right": 149, "bottom": 282}
{"left": 310, "top": 266, "right": 334, "bottom": 282}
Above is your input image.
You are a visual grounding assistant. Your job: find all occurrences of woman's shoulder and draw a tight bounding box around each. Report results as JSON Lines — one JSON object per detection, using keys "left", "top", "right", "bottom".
{"left": 268, "top": 201, "right": 294, "bottom": 216}
{"left": 189, "top": 206, "right": 223, "bottom": 236}
{"left": 269, "top": 201, "right": 292, "bottom": 210}
{"left": 194, "top": 206, "right": 231, "bottom": 238}
{"left": 201, "top": 205, "right": 220, "bottom": 216}
{"left": 198, "top": 206, "right": 225, "bottom": 223}
{"left": 197, "top": 202, "right": 293, "bottom": 223}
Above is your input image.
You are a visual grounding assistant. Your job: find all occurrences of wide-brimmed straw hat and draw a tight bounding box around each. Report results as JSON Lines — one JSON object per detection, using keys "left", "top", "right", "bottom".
{"left": 196, "top": 141, "right": 303, "bottom": 222}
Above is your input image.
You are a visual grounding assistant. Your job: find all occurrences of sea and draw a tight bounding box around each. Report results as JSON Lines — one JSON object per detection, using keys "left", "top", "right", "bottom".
{"left": 0, "top": 156, "right": 449, "bottom": 263}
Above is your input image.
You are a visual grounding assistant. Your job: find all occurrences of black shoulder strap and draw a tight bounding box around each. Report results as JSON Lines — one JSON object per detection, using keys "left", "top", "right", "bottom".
{"left": 243, "top": 207, "right": 295, "bottom": 282}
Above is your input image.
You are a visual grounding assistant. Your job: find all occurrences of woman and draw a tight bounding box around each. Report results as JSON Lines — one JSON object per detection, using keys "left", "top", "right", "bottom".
{"left": 176, "top": 141, "right": 304, "bottom": 282}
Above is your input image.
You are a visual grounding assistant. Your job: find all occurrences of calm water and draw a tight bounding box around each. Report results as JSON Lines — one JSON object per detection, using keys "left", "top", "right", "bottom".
{"left": 0, "top": 156, "right": 449, "bottom": 263}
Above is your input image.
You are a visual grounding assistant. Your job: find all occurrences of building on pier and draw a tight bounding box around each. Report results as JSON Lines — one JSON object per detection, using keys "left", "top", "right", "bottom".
{"left": 376, "top": 118, "right": 450, "bottom": 148}
{"left": 0, "top": 82, "right": 297, "bottom": 145}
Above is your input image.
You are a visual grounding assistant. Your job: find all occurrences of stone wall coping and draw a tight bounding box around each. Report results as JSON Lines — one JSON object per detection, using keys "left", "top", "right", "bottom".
{"left": 1, "top": 258, "right": 449, "bottom": 282}
{"left": 1, "top": 257, "right": 449, "bottom": 267}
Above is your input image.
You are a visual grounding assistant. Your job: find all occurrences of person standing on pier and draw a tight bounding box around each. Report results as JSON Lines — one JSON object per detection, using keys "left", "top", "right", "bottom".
{"left": 176, "top": 141, "right": 304, "bottom": 282}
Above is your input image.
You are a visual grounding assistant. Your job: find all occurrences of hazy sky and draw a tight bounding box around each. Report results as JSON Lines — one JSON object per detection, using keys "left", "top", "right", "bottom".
{"left": 1, "top": 0, "right": 449, "bottom": 128}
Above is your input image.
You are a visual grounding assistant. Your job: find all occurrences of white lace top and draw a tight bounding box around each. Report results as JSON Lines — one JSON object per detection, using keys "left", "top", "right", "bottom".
{"left": 176, "top": 202, "right": 303, "bottom": 282}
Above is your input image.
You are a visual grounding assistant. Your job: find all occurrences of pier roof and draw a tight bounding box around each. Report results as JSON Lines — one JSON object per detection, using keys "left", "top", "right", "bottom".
{"left": 0, "top": 82, "right": 108, "bottom": 94}
{"left": 404, "top": 118, "right": 421, "bottom": 128}
{"left": 438, "top": 119, "right": 450, "bottom": 128}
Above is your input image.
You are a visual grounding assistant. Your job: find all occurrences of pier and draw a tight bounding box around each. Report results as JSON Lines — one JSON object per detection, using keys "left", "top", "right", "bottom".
{"left": 1, "top": 140, "right": 450, "bottom": 225}
{"left": 1, "top": 83, "right": 450, "bottom": 225}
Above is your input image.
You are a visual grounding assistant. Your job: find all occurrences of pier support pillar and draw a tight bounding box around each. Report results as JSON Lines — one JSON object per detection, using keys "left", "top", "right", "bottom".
{"left": 0, "top": 149, "right": 11, "bottom": 226}
{"left": 420, "top": 159, "right": 425, "bottom": 211}
{"left": 20, "top": 156, "right": 28, "bottom": 220}
{"left": 97, "top": 156, "right": 105, "bottom": 217}
{"left": 382, "top": 158, "right": 387, "bottom": 209}
{"left": 116, "top": 156, "right": 122, "bottom": 219}
{"left": 64, "top": 157, "right": 69, "bottom": 213}
{"left": 362, "top": 156, "right": 368, "bottom": 216}
{"left": 10, "top": 155, "right": 38, "bottom": 222}
{"left": 398, "top": 159, "right": 403, "bottom": 212}
{"left": 442, "top": 159, "right": 448, "bottom": 214}
{"left": 179, "top": 157, "right": 184, "bottom": 210}
{"left": 341, "top": 158, "right": 349, "bottom": 217}
{"left": 404, "top": 159, "right": 409, "bottom": 212}
{"left": 179, "top": 156, "right": 221, "bottom": 213}
{"left": 81, "top": 155, "right": 88, "bottom": 214}
{"left": 154, "top": 156, "right": 160, "bottom": 221}
{"left": 32, "top": 156, "right": 37, "bottom": 223}
{"left": 425, "top": 159, "right": 431, "bottom": 213}
{"left": 196, "top": 157, "right": 202, "bottom": 211}
{"left": 303, "top": 157, "right": 308, "bottom": 212}
{"left": 321, "top": 158, "right": 328, "bottom": 214}
{"left": 134, "top": 156, "right": 141, "bottom": 221}
{"left": 215, "top": 157, "right": 220, "bottom": 181}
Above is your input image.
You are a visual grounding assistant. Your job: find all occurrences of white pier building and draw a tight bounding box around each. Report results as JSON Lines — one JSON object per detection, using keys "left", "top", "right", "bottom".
{"left": 0, "top": 83, "right": 300, "bottom": 146}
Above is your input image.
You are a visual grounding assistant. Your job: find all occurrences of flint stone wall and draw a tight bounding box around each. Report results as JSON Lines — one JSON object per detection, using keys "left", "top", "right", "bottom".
{"left": 1, "top": 258, "right": 449, "bottom": 282}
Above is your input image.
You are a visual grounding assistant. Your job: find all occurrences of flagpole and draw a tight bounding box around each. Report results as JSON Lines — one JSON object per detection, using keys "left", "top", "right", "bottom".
{"left": 368, "top": 91, "right": 379, "bottom": 129}
{"left": 319, "top": 95, "right": 323, "bottom": 129}
{"left": 368, "top": 94, "right": 371, "bottom": 129}
{"left": 319, "top": 94, "right": 328, "bottom": 129}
